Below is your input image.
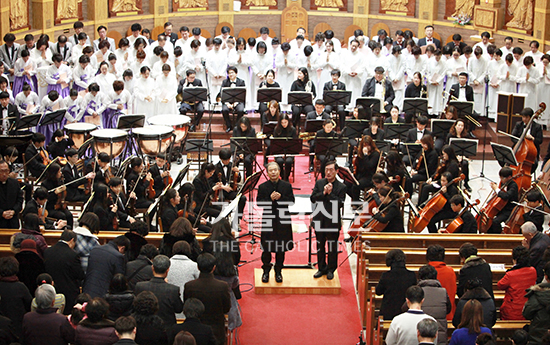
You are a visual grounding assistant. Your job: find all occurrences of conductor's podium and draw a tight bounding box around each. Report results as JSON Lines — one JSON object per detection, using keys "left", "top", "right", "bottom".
{"left": 254, "top": 268, "right": 341, "bottom": 295}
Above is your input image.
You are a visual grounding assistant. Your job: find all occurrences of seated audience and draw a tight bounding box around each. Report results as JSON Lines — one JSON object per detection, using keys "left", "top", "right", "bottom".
{"left": 0, "top": 256, "right": 32, "bottom": 338}
{"left": 126, "top": 244, "right": 158, "bottom": 290}
{"left": 523, "top": 261, "right": 550, "bottom": 344}
{"left": 168, "top": 298, "right": 217, "bottom": 345}
{"left": 453, "top": 278, "right": 496, "bottom": 329}
{"left": 457, "top": 243, "right": 493, "bottom": 299}
{"left": 75, "top": 297, "right": 118, "bottom": 345}
{"left": 449, "top": 299, "right": 491, "bottom": 345}
{"left": 104, "top": 274, "right": 134, "bottom": 321}
{"left": 132, "top": 291, "right": 168, "bottom": 345}
{"left": 427, "top": 245, "right": 457, "bottom": 319}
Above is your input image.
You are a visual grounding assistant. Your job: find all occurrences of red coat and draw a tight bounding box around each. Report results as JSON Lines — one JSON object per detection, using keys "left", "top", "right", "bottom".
{"left": 429, "top": 261, "right": 457, "bottom": 320}
{"left": 497, "top": 265, "right": 537, "bottom": 320}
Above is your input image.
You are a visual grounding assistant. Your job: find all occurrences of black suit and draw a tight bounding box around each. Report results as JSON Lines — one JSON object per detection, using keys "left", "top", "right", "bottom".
{"left": 290, "top": 80, "right": 316, "bottom": 128}
{"left": 219, "top": 78, "right": 246, "bottom": 129}
{"left": 44, "top": 241, "right": 85, "bottom": 314}
{"left": 361, "top": 78, "right": 395, "bottom": 113}
{"left": 22, "top": 198, "right": 54, "bottom": 229}
{"left": 373, "top": 202, "right": 404, "bottom": 232}
{"left": 184, "top": 273, "right": 231, "bottom": 345}
{"left": 523, "top": 206, "right": 545, "bottom": 232}
{"left": 306, "top": 110, "right": 331, "bottom": 121}
{"left": 310, "top": 178, "right": 346, "bottom": 273}
{"left": 160, "top": 32, "right": 179, "bottom": 46}
{"left": 168, "top": 318, "right": 216, "bottom": 345}
{"left": 126, "top": 170, "right": 153, "bottom": 209}
{"left": 213, "top": 161, "right": 246, "bottom": 219}
{"left": 25, "top": 144, "right": 47, "bottom": 178}
{"left": 323, "top": 81, "right": 347, "bottom": 129}
{"left": 446, "top": 41, "right": 467, "bottom": 53}
{"left": 0, "top": 177, "right": 23, "bottom": 229}
{"left": 160, "top": 204, "right": 178, "bottom": 232}
{"left": 511, "top": 120, "right": 543, "bottom": 171}
{"left": 406, "top": 128, "right": 432, "bottom": 143}
{"left": 62, "top": 163, "right": 88, "bottom": 202}
{"left": 178, "top": 78, "right": 205, "bottom": 126}
{"left": 449, "top": 83, "right": 474, "bottom": 103}
{"left": 1, "top": 103, "right": 20, "bottom": 134}
{"left": 418, "top": 37, "right": 441, "bottom": 49}
{"left": 149, "top": 164, "right": 168, "bottom": 197}
{"left": 135, "top": 277, "right": 184, "bottom": 327}
{"left": 489, "top": 179, "right": 519, "bottom": 234}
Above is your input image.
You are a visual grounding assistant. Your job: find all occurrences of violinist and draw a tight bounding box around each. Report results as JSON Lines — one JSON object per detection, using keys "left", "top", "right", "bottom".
{"left": 402, "top": 115, "right": 431, "bottom": 166}
{"left": 258, "top": 70, "right": 280, "bottom": 117}
{"left": 41, "top": 163, "right": 74, "bottom": 229}
{"left": 404, "top": 72, "right": 428, "bottom": 123}
{"left": 385, "top": 151, "right": 406, "bottom": 191}
{"left": 418, "top": 145, "right": 460, "bottom": 206}
{"left": 25, "top": 132, "right": 48, "bottom": 178}
{"left": 521, "top": 190, "right": 545, "bottom": 232}
{"left": 85, "top": 152, "right": 111, "bottom": 186}
{"left": 442, "top": 105, "right": 458, "bottom": 120}
{"left": 179, "top": 182, "right": 211, "bottom": 233}
{"left": 63, "top": 148, "right": 94, "bottom": 202}
{"left": 193, "top": 163, "right": 222, "bottom": 219}
{"left": 441, "top": 194, "right": 477, "bottom": 233}
{"left": 273, "top": 113, "right": 298, "bottom": 181}
{"left": 405, "top": 134, "right": 439, "bottom": 196}
{"left": 126, "top": 157, "right": 153, "bottom": 209}
{"left": 47, "top": 129, "right": 74, "bottom": 160}
{"left": 488, "top": 167, "right": 518, "bottom": 234}
{"left": 447, "top": 119, "right": 473, "bottom": 191}
{"left": 108, "top": 177, "right": 135, "bottom": 229}
{"left": 232, "top": 116, "right": 256, "bottom": 178}
{"left": 149, "top": 153, "right": 171, "bottom": 197}
{"left": 88, "top": 183, "right": 118, "bottom": 231}
{"left": 3, "top": 146, "right": 32, "bottom": 202}
{"left": 384, "top": 106, "right": 405, "bottom": 124}
{"left": 511, "top": 108, "right": 543, "bottom": 172}
{"left": 214, "top": 148, "right": 246, "bottom": 224}
{"left": 425, "top": 172, "right": 459, "bottom": 233}
{"left": 371, "top": 186, "right": 404, "bottom": 232}
{"left": 0, "top": 159, "right": 23, "bottom": 229}
{"left": 290, "top": 67, "right": 316, "bottom": 129}
{"left": 261, "top": 99, "right": 280, "bottom": 127}
{"left": 311, "top": 118, "right": 337, "bottom": 177}
{"left": 160, "top": 188, "right": 180, "bottom": 232}
{"left": 345, "top": 106, "right": 366, "bottom": 168}
{"left": 350, "top": 136, "right": 380, "bottom": 206}
{"left": 22, "top": 187, "right": 66, "bottom": 230}
{"left": 323, "top": 69, "right": 347, "bottom": 129}
{"left": 363, "top": 117, "right": 385, "bottom": 141}
{"left": 367, "top": 173, "right": 390, "bottom": 207}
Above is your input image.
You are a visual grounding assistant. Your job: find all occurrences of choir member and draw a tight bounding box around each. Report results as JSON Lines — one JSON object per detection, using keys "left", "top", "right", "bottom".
{"left": 258, "top": 73, "right": 280, "bottom": 120}
{"left": 205, "top": 38, "right": 227, "bottom": 103}
{"left": 126, "top": 157, "right": 153, "bottom": 209}
{"left": 252, "top": 41, "right": 273, "bottom": 109}
{"left": 134, "top": 66, "right": 156, "bottom": 119}
{"left": 388, "top": 46, "right": 407, "bottom": 111}
{"left": 363, "top": 116, "right": 385, "bottom": 141}
{"left": 70, "top": 33, "right": 88, "bottom": 66}
{"left": 418, "top": 145, "right": 460, "bottom": 206}
{"left": 132, "top": 37, "right": 148, "bottom": 63}
{"left": 40, "top": 163, "right": 74, "bottom": 229}
{"left": 192, "top": 163, "right": 222, "bottom": 219}
{"left": 537, "top": 54, "right": 550, "bottom": 129}
{"left": 487, "top": 48, "right": 504, "bottom": 119}
{"left": 405, "top": 134, "right": 438, "bottom": 196}
{"left": 275, "top": 43, "right": 295, "bottom": 105}
{"left": 473, "top": 32, "right": 491, "bottom": 55}
{"left": 498, "top": 54, "right": 518, "bottom": 93}
{"left": 107, "top": 54, "right": 123, "bottom": 80}
{"left": 229, "top": 37, "right": 253, "bottom": 110}
{"left": 349, "top": 136, "right": 380, "bottom": 205}
{"left": 220, "top": 66, "right": 246, "bottom": 132}
{"left": 406, "top": 46, "right": 428, "bottom": 81}
{"left": 290, "top": 66, "right": 316, "bottom": 129}
{"left": 31, "top": 38, "right": 53, "bottom": 69}
{"left": 63, "top": 148, "right": 93, "bottom": 202}
{"left": 511, "top": 108, "right": 543, "bottom": 172}
{"left": 151, "top": 51, "right": 175, "bottom": 80}
{"left": 72, "top": 55, "right": 93, "bottom": 93}
{"left": 104, "top": 80, "right": 132, "bottom": 129}
{"left": 488, "top": 167, "right": 518, "bottom": 234}
{"left": 442, "top": 195, "right": 477, "bottom": 233}
{"left": 361, "top": 66, "right": 395, "bottom": 113}
{"left": 45, "top": 53, "right": 72, "bottom": 98}
{"left": 0, "top": 159, "right": 23, "bottom": 229}
{"left": 342, "top": 40, "right": 364, "bottom": 103}
{"left": 160, "top": 188, "right": 180, "bottom": 232}
{"left": 425, "top": 50, "right": 446, "bottom": 117}
{"left": 14, "top": 83, "right": 39, "bottom": 115}
{"left": 81, "top": 83, "right": 107, "bottom": 127}
{"left": 468, "top": 46, "right": 488, "bottom": 115}
{"left": 12, "top": 49, "right": 36, "bottom": 96}
{"left": 371, "top": 185, "right": 404, "bottom": 232}
{"left": 154, "top": 64, "right": 178, "bottom": 115}
{"left": 445, "top": 47, "right": 467, "bottom": 94}
{"left": 323, "top": 69, "right": 347, "bottom": 129}
{"left": 272, "top": 113, "right": 297, "bottom": 181}
{"left": 94, "top": 62, "right": 116, "bottom": 100}
{"left": 114, "top": 38, "right": 132, "bottom": 70}
{"left": 425, "top": 172, "right": 459, "bottom": 233}
{"left": 517, "top": 56, "right": 541, "bottom": 111}
{"left": 64, "top": 89, "right": 84, "bottom": 123}
{"left": 317, "top": 40, "right": 339, "bottom": 89}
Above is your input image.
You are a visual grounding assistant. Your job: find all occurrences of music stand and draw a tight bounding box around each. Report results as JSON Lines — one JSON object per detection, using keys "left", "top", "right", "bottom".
{"left": 344, "top": 119, "right": 370, "bottom": 139}
{"left": 173, "top": 162, "right": 191, "bottom": 189}
{"left": 337, "top": 166, "right": 359, "bottom": 185}
{"left": 490, "top": 142, "right": 518, "bottom": 167}
{"left": 236, "top": 171, "right": 263, "bottom": 242}
{"left": 185, "top": 139, "right": 213, "bottom": 169}
{"left": 315, "top": 137, "right": 348, "bottom": 157}
{"left": 356, "top": 97, "right": 382, "bottom": 118}
{"left": 262, "top": 122, "right": 277, "bottom": 136}
{"left": 375, "top": 140, "right": 391, "bottom": 154}
{"left": 221, "top": 87, "right": 247, "bottom": 126}
{"left": 304, "top": 119, "right": 325, "bottom": 134}
{"left": 450, "top": 138, "right": 479, "bottom": 184}
{"left": 118, "top": 115, "right": 145, "bottom": 158}
{"left": 40, "top": 110, "right": 66, "bottom": 127}
{"left": 288, "top": 92, "right": 313, "bottom": 106}
{"left": 231, "top": 137, "right": 265, "bottom": 179}
{"left": 323, "top": 90, "right": 352, "bottom": 107}
{"left": 449, "top": 101, "right": 474, "bottom": 118}
{"left": 15, "top": 114, "right": 41, "bottom": 131}
{"left": 402, "top": 143, "right": 422, "bottom": 162}
{"left": 257, "top": 88, "right": 282, "bottom": 103}
{"left": 269, "top": 138, "right": 302, "bottom": 158}
{"left": 431, "top": 119, "right": 455, "bottom": 140}
{"left": 403, "top": 98, "right": 429, "bottom": 117}
{"left": 181, "top": 87, "right": 208, "bottom": 127}
{"left": 384, "top": 123, "right": 412, "bottom": 143}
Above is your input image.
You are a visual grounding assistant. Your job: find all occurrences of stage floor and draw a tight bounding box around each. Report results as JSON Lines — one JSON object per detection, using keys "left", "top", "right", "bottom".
{"left": 254, "top": 268, "right": 341, "bottom": 295}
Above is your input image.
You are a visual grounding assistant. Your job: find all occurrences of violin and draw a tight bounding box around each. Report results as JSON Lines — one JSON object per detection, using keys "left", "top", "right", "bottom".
{"left": 85, "top": 160, "right": 95, "bottom": 195}
{"left": 410, "top": 174, "right": 465, "bottom": 233}
{"left": 54, "top": 178, "right": 67, "bottom": 211}
{"left": 40, "top": 149, "right": 51, "bottom": 166}
{"left": 163, "top": 162, "right": 173, "bottom": 187}
{"left": 476, "top": 178, "right": 513, "bottom": 233}
{"left": 348, "top": 191, "right": 379, "bottom": 237}
{"left": 415, "top": 149, "right": 424, "bottom": 172}
{"left": 107, "top": 193, "right": 119, "bottom": 231}
{"left": 105, "top": 166, "right": 113, "bottom": 185}
{"left": 444, "top": 199, "right": 481, "bottom": 233}
{"left": 213, "top": 172, "right": 222, "bottom": 202}
{"left": 37, "top": 205, "right": 48, "bottom": 224}
{"left": 232, "top": 149, "right": 240, "bottom": 192}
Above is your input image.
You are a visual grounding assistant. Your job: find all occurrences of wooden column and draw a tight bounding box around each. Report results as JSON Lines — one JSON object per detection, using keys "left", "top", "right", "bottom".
{"left": 218, "top": 0, "right": 233, "bottom": 26}
{"left": 0, "top": 0, "right": 10, "bottom": 39}
{"left": 534, "top": 0, "right": 550, "bottom": 51}
{"left": 31, "top": 0, "right": 55, "bottom": 35}
{"left": 88, "top": 0, "right": 108, "bottom": 38}
{"left": 150, "top": 0, "right": 169, "bottom": 28}
{"left": 417, "top": 0, "right": 437, "bottom": 36}
{"left": 353, "top": 0, "right": 368, "bottom": 31}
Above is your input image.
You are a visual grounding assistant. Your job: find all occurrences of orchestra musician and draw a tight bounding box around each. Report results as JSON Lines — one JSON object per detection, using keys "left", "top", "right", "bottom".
{"left": 22, "top": 187, "right": 66, "bottom": 230}
{"left": 511, "top": 108, "right": 543, "bottom": 172}
{"left": 160, "top": 188, "right": 180, "bottom": 232}
{"left": 383, "top": 151, "right": 406, "bottom": 191}
{"left": 0, "top": 159, "right": 23, "bottom": 229}
{"left": 25, "top": 132, "right": 48, "bottom": 178}
{"left": 363, "top": 116, "right": 385, "bottom": 141}
{"left": 0, "top": 91, "right": 19, "bottom": 134}
{"left": 179, "top": 182, "right": 211, "bottom": 233}
{"left": 126, "top": 157, "right": 154, "bottom": 209}
{"left": 488, "top": 167, "right": 519, "bottom": 234}
{"left": 310, "top": 119, "right": 337, "bottom": 177}
{"left": 403, "top": 72, "right": 428, "bottom": 123}
{"left": 47, "top": 129, "right": 74, "bottom": 159}
{"left": 257, "top": 162, "right": 295, "bottom": 283}
{"left": 149, "top": 153, "right": 171, "bottom": 197}
{"left": 85, "top": 152, "right": 112, "bottom": 186}
{"left": 442, "top": 105, "right": 458, "bottom": 120}
{"left": 232, "top": 116, "right": 256, "bottom": 178}
{"left": 220, "top": 66, "right": 246, "bottom": 133}
{"left": 384, "top": 106, "right": 405, "bottom": 124}
{"left": 177, "top": 69, "right": 204, "bottom": 133}
{"left": 108, "top": 177, "right": 135, "bottom": 229}
{"left": 349, "top": 136, "right": 380, "bottom": 206}
{"left": 442, "top": 194, "right": 477, "bottom": 233}
{"left": 361, "top": 66, "right": 395, "bottom": 113}
{"left": 323, "top": 69, "right": 347, "bottom": 129}
{"left": 448, "top": 72, "right": 474, "bottom": 103}
{"left": 365, "top": 173, "right": 390, "bottom": 208}
{"left": 258, "top": 70, "right": 280, "bottom": 116}
{"left": 88, "top": 183, "right": 119, "bottom": 231}
{"left": 370, "top": 186, "right": 404, "bottom": 232}
{"left": 3, "top": 146, "right": 31, "bottom": 202}
{"left": 405, "top": 134, "right": 439, "bottom": 196}
{"left": 521, "top": 190, "right": 545, "bottom": 232}
{"left": 193, "top": 163, "right": 222, "bottom": 219}
{"left": 41, "top": 163, "right": 74, "bottom": 229}
{"left": 272, "top": 113, "right": 297, "bottom": 181}
{"left": 290, "top": 67, "right": 316, "bottom": 129}
{"left": 345, "top": 106, "right": 366, "bottom": 167}
{"left": 311, "top": 161, "right": 346, "bottom": 280}
{"left": 63, "top": 148, "right": 94, "bottom": 202}
{"left": 425, "top": 172, "right": 459, "bottom": 233}
{"left": 402, "top": 115, "right": 431, "bottom": 166}
{"left": 261, "top": 100, "right": 279, "bottom": 166}
{"left": 447, "top": 119, "right": 473, "bottom": 191}
{"left": 418, "top": 145, "right": 460, "bottom": 206}
{"left": 213, "top": 148, "right": 246, "bottom": 224}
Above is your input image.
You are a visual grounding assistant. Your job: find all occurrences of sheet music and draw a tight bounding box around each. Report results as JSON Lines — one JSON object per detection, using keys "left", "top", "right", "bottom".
{"left": 96, "top": 52, "right": 104, "bottom": 63}
{"left": 430, "top": 72, "right": 440, "bottom": 83}
{"left": 472, "top": 82, "right": 484, "bottom": 94}
{"left": 59, "top": 72, "right": 68, "bottom": 89}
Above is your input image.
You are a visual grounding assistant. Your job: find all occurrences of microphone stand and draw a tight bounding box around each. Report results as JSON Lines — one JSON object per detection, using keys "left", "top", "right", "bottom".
{"left": 470, "top": 74, "right": 492, "bottom": 184}
{"left": 200, "top": 58, "right": 214, "bottom": 163}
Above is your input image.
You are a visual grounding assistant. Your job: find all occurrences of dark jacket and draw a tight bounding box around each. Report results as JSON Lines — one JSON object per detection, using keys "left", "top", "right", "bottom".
{"left": 149, "top": 163, "right": 168, "bottom": 197}
{"left": 0, "top": 177, "right": 23, "bottom": 229}
{"left": 529, "top": 232, "right": 550, "bottom": 283}
{"left": 202, "top": 235, "right": 241, "bottom": 266}
{"left": 449, "top": 83, "right": 474, "bottom": 102}
{"left": 44, "top": 241, "right": 85, "bottom": 313}
{"left": 62, "top": 163, "right": 86, "bottom": 202}
{"left": 168, "top": 318, "right": 216, "bottom": 345}
{"left": 404, "top": 82, "right": 427, "bottom": 99}
{"left": 177, "top": 78, "right": 204, "bottom": 99}
{"left": 310, "top": 178, "right": 346, "bottom": 231}
{"left": 217, "top": 77, "right": 246, "bottom": 100}
{"left": 373, "top": 201, "right": 404, "bottom": 233}
{"left": 184, "top": 273, "right": 231, "bottom": 345}
{"left": 160, "top": 233, "right": 201, "bottom": 261}
{"left": 323, "top": 80, "right": 346, "bottom": 91}
{"left": 523, "top": 282, "right": 550, "bottom": 345}
{"left": 375, "top": 262, "right": 417, "bottom": 320}
{"left": 0, "top": 277, "right": 32, "bottom": 337}
{"left": 135, "top": 317, "right": 168, "bottom": 345}
{"left": 104, "top": 291, "right": 134, "bottom": 321}
{"left": 406, "top": 128, "right": 432, "bottom": 143}
{"left": 361, "top": 77, "right": 395, "bottom": 112}
{"left": 124, "top": 232, "right": 147, "bottom": 262}
{"left": 22, "top": 307, "right": 75, "bottom": 345}
{"left": 1, "top": 103, "right": 20, "bottom": 134}
{"left": 75, "top": 318, "right": 118, "bottom": 345}
{"left": 511, "top": 120, "right": 543, "bottom": 154}
{"left": 24, "top": 144, "right": 46, "bottom": 178}
{"left": 305, "top": 110, "right": 330, "bottom": 120}
{"left": 523, "top": 206, "right": 546, "bottom": 233}
{"left": 125, "top": 255, "right": 154, "bottom": 291}
{"left": 457, "top": 256, "right": 494, "bottom": 298}
{"left": 160, "top": 204, "right": 178, "bottom": 234}
{"left": 456, "top": 210, "right": 477, "bottom": 234}
{"left": 15, "top": 250, "right": 45, "bottom": 297}
{"left": 418, "top": 37, "right": 441, "bottom": 49}
{"left": 498, "top": 179, "right": 519, "bottom": 214}
{"left": 453, "top": 287, "right": 496, "bottom": 329}
{"left": 445, "top": 41, "right": 467, "bottom": 53}
{"left": 135, "top": 277, "right": 184, "bottom": 327}
{"left": 83, "top": 241, "right": 126, "bottom": 298}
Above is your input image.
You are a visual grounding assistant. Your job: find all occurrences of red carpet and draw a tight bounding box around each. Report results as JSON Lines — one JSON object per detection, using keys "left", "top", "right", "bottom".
{"left": 234, "top": 155, "right": 362, "bottom": 345}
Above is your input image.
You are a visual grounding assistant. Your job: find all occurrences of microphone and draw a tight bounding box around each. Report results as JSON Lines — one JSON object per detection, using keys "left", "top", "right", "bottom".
{"left": 200, "top": 57, "right": 206, "bottom": 67}
{"left": 484, "top": 75, "right": 490, "bottom": 84}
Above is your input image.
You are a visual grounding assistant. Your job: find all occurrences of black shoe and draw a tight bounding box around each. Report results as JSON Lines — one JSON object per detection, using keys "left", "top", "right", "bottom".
{"left": 275, "top": 272, "right": 283, "bottom": 283}
{"left": 225, "top": 127, "right": 232, "bottom": 133}
{"left": 261, "top": 272, "right": 269, "bottom": 283}
{"left": 327, "top": 271, "right": 334, "bottom": 280}
{"left": 313, "top": 270, "right": 326, "bottom": 278}
{"left": 309, "top": 166, "right": 314, "bottom": 172}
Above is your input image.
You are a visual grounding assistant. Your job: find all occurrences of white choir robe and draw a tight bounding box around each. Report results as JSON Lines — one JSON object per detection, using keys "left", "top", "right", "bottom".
{"left": 330, "top": 38, "right": 342, "bottom": 51}
{"left": 81, "top": 92, "right": 108, "bottom": 126}
{"left": 311, "top": 47, "right": 325, "bottom": 91}
{"left": 89, "top": 54, "right": 99, "bottom": 71}
{"left": 72, "top": 64, "right": 94, "bottom": 91}
{"left": 129, "top": 60, "right": 150, "bottom": 81}
{"left": 151, "top": 60, "right": 176, "bottom": 80}
{"left": 124, "top": 78, "right": 135, "bottom": 95}
{"left": 498, "top": 62, "right": 519, "bottom": 95}
{"left": 289, "top": 38, "right": 311, "bottom": 51}
{"left": 127, "top": 35, "right": 146, "bottom": 48}
{"left": 459, "top": 55, "right": 471, "bottom": 69}
{"left": 108, "top": 60, "right": 124, "bottom": 80}
{"left": 255, "top": 36, "right": 273, "bottom": 56}
{"left": 536, "top": 63, "right": 550, "bottom": 126}
{"left": 115, "top": 48, "right": 133, "bottom": 70}
{"left": 228, "top": 49, "right": 253, "bottom": 109}
{"left": 133, "top": 75, "right": 157, "bottom": 120}
{"left": 487, "top": 58, "right": 505, "bottom": 118}
{"left": 13, "top": 57, "right": 37, "bottom": 95}
{"left": 525, "top": 51, "right": 544, "bottom": 65}
{"left": 445, "top": 57, "right": 467, "bottom": 93}
{"left": 64, "top": 94, "right": 84, "bottom": 122}
{"left": 70, "top": 44, "right": 87, "bottom": 66}
{"left": 425, "top": 58, "right": 447, "bottom": 116}
{"left": 14, "top": 91, "right": 39, "bottom": 115}
{"left": 365, "top": 52, "right": 388, "bottom": 84}
{"left": 149, "top": 41, "right": 175, "bottom": 62}
{"left": 154, "top": 74, "right": 178, "bottom": 115}
{"left": 468, "top": 55, "right": 488, "bottom": 115}
{"left": 205, "top": 49, "right": 228, "bottom": 102}
{"left": 516, "top": 65, "right": 541, "bottom": 110}
{"left": 317, "top": 51, "right": 340, "bottom": 93}
{"left": 246, "top": 49, "right": 258, "bottom": 108}
{"left": 251, "top": 53, "right": 273, "bottom": 107}
{"left": 406, "top": 54, "right": 428, "bottom": 81}
{"left": 500, "top": 47, "right": 514, "bottom": 58}
{"left": 30, "top": 48, "right": 53, "bottom": 68}
{"left": 182, "top": 50, "right": 206, "bottom": 86}
{"left": 341, "top": 49, "right": 365, "bottom": 105}
{"left": 275, "top": 51, "right": 297, "bottom": 104}
{"left": 473, "top": 42, "right": 490, "bottom": 56}
{"left": 93, "top": 72, "right": 117, "bottom": 95}
{"left": 388, "top": 54, "right": 407, "bottom": 111}
{"left": 174, "top": 56, "right": 186, "bottom": 79}
{"left": 105, "top": 89, "right": 133, "bottom": 127}
{"left": 175, "top": 38, "right": 192, "bottom": 54}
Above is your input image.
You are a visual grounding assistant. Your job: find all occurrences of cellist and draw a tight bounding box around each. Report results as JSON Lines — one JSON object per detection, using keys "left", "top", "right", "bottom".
{"left": 488, "top": 167, "right": 519, "bottom": 234}
{"left": 441, "top": 194, "right": 477, "bottom": 233}
{"left": 521, "top": 190, "right": 545, "bottom": 232}
{"left": 511, "top": 108, "right": 543, "bottom": 172}
{"left": 370, "top": 186, "right": 404, "bottom": 232}
{"left": 213, "top": 148, "right": 246, "bottom": 225}
{"left": 405, "top": 134, "right": 439, "bottom": 196}
{"left": 425, "top": 172, "right": 459, "bottom": 233}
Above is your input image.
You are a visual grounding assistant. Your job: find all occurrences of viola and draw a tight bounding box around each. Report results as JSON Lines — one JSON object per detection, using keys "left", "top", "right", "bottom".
{"left": 444, "top": 199, "right": 481, "bottom": 233}
{"left": 108, "top": 193, "right": 119, "bottom": 231}
{"left": 85, "top": 160, "right": 95, "bottom": 195}
{"left": 213, "top": 172, "right": 222, "bottom": 202}
{"left": 54, "top": 178, "right": 67, "bottom": 211}
{"left": 415, "top": 149, "right": 424, "bottom": 172}
{"left": 410, "top": 174, "right": 465, "bottom": 233}
{"left": 476, "top": 179, "right": 513, "bottom": 233}
{"left": 145, "top": 163, "right": 156, "bottom": 199}
{"left": 163, "top": 162, "right": 173, "bottom": 187}
{"left": 37, "top": 205, "right": 48, "bottom": 224}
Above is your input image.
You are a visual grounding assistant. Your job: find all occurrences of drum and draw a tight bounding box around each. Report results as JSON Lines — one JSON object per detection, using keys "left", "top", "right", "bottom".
{"left": 133, "top": 125, "right": 174, "bottom": 156}
{"left": 148, "top": 114, "right": 191, "bottom": 143}
{"left": 91, "top": 129, "right": 128, "bottom": 158}
{"left": 65, "top": 123, "right": 97, "bottom": 149}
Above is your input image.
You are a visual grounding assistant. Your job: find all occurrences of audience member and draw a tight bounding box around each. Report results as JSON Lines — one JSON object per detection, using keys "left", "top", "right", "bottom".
{"left": 73, "top": 212, "right": 101, "bottom": 273}
{"left": 31, "top": 273, "right": 66, "bottom": 313}
{"left": 497, "top": 246, "right": 537, "bottom": 320}
{"left": 124, "top": 220, "right": 149, "bottom": 262}
{"left": 15, "top": 238, "right": 45, "bottom": 296}
{"left": 135, "top": 255, "right": 183, "bottom": 327}
{"left": 105, "top": 274, "right": 134, "bottom": 321}
{"left": 114, "top": 316, "right": 138, "bottom": 345}
{"left": 521, "top": 221, "right": 550, "bottom": 283}
{"left": 0, "top": 256, "right": 32, "bottom": 337}
{"left": 168, "top": 298, "right": 216, "bottom": 345}
{"left": 417, "top": 318, "right": 439, "bottom": 345}
{"left": 213, "top": 250, "right": 242, "bottom": 331}
{"left": 68, "top": 293, "right": 91, "bottom": 328}
{"left": 132, "top": 291, "right": 168, "bottom": 345}
{"left": 453, "top": 278, "right": 496, "bottom": 329}
{"left": 523, "top": 261, "right": 550, "bottom": 344}
{"left": 174, "top": 331, "right": 198, "bottom": 345}
{"left": 166, "top": 241, "right": 200, "bottom": 318}
{"left": 457, "top": 243, "right": 493, "bottom": 298}
{"left": 449, "top": 299, "right": 491, "bottom": 345}
{"left": 511, "top": 330, "right": 529, "bottom": 345}
{"left": 476, "top": 333, "right": 496, "bottom": 345}
{"left": 202, "top": 219, "right": 241, "bottom": 266}
{"left": 74, "top": 297, "right": 118, "bottom": 345}
{"left": 160, "top": 217, "right": 201, "bottom": 260}
{"left": 126, "top": 243, "right": 158, "bottom": 290}
{"left": 427, "top": 244, "right": 457, "bottom": 319}
{"left": 376, "top": 249, "right": 417, "bottom": 320}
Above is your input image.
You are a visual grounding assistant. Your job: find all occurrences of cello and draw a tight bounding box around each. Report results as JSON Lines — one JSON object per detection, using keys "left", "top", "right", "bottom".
{"left": 476, "top": 178, "right": 514, "bottom": 233}
{"left": 503, "top": 184, "right": 547, "bottom": 234}
{"left": 444, "top": 199, "right": 480, "bottom": 233}
{"left": 348, "top": 190, "right": 380, "bottom": 237}
{"left": 359, "top": 193, "right": 410, "bottom": 233}
{"left": 509, "top": 103, "right": 546, "bottom": 195}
